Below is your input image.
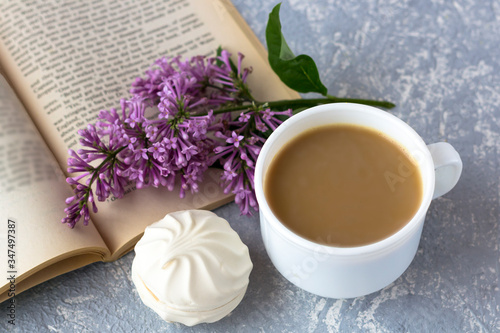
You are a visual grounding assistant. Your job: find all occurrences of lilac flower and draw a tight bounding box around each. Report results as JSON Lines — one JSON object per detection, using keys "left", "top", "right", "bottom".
{"left": 238, "top": 112, "right": 251, "bottom": 122}
{"left": 62, "top": 182, "right": 96, "bottom": 228}
{"left": 211, "top": 103, "right": 292, "bottom": 215}
{"left": 226, "top": 131, "right": 244, "bottom": 148}
{"left": 130, "top": 56, "right": 178, "bottom": 101}
{"left": 211, "top": 50, "right": 253, "bottom": 102}
{"left": 62, "top": 99, "right": 145, "bottom": 227}
{"left": 64, "top": 48, "right": 290, "bottom": 227}
{"left": 67, "top": 149, "right": 92, "bottom": 174}
{"left": 234, "top": 185, "right": 257, "bottom": 216}
{"left": 214, "top": 130, "right": 261, "bottom": 215}
{"left": 261, "top": 108, "right": 293, "bottom": 130}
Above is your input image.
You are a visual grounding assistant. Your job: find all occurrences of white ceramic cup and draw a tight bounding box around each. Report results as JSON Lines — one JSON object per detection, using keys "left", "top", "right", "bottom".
{"left": 254, "top": 103, "right": 462, "bottom": 299}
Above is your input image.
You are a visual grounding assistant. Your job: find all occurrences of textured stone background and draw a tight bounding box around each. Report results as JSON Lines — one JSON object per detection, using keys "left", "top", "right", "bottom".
{"left": 2, "top": 0, "right": 499, "bottom": 332}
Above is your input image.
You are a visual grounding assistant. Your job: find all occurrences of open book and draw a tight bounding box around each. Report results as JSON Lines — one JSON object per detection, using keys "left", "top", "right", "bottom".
{"left": 0, "top": 0, "right": 298, "bottom": 303}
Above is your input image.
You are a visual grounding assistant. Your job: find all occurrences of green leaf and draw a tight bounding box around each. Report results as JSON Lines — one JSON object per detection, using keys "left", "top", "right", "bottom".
{"left": 216, "top": 46, "right": 224, "bottom": 67}
{"left": 266, "top": 3, "right": 328, "bottom": 96}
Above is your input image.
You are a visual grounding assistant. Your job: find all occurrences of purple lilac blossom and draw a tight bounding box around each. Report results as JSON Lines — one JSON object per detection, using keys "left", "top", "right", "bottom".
{"left": 214, "top": 107, "right": 292, "bottom": 216}
{"left": 63, "top": 49, "right": 293, "bottom": 227}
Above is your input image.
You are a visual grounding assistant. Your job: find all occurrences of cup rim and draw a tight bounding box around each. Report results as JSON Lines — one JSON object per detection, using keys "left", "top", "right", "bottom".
{"left": 254, "top": 103, "right": 435, "bottom": 256}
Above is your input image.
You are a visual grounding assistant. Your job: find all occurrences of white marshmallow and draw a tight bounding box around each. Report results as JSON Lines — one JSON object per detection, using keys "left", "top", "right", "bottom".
{"left": 131, "top": 210, "right": 253, "bottom": 326}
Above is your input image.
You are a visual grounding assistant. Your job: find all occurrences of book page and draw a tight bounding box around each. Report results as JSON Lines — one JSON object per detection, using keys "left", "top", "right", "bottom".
{"left": 0, "top": 0, "right": 299, "bottom": 255}
{"left": 0, "top": 76, "right": 109, "bottom": 302}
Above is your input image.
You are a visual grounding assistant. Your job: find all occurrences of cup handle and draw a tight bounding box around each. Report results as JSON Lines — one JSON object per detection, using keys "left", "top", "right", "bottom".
{"left": 427, "top": 142, "right": 463, "bottom": 199}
